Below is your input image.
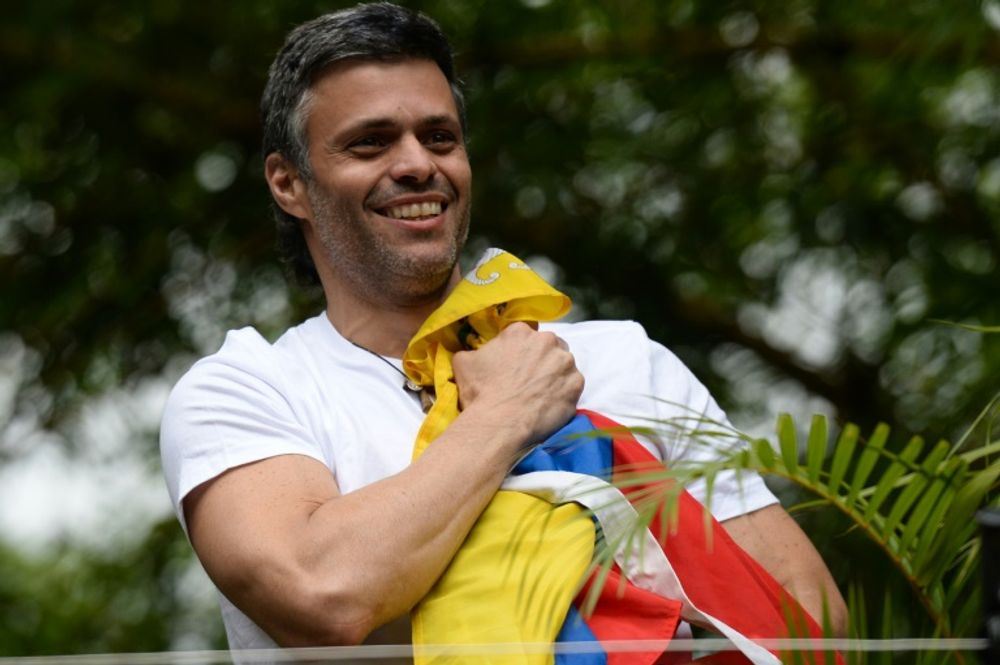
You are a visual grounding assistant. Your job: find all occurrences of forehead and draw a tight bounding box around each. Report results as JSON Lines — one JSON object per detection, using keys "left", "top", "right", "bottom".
{"left": 305, "top": 58, "right": 459, "bottom": 139}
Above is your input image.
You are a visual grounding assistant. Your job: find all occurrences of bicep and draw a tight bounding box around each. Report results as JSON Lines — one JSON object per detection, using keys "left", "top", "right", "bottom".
{"left": 722, "top": 504, "right": 822, "bottom": 580}
{"left": 722, "top": 504, "right": 847, "bottom": 634}
{"left": 183, "top": 454, "right": 340, "bottom": 611}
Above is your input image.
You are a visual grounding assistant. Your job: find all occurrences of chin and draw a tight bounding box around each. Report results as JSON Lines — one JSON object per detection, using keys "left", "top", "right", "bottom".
{"left": 370, "top": 244, "right": 456, "bottom": 296}
{"left": 395, "top": 238, "right": 461, "bottom": 272}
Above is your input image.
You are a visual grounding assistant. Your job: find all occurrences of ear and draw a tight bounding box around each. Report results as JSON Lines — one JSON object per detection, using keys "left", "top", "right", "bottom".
{"left": 264, "top": 152, "right": 312, "bottom": 221}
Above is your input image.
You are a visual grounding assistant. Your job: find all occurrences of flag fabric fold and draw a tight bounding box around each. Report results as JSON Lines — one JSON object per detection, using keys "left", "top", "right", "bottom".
{"left": 402, "top": 249, "right": 841, "bottom": 665}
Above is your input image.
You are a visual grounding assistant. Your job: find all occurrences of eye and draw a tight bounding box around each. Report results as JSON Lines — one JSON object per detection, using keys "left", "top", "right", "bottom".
{"left": 424, "top": 129, "right": 458, "bottom": 149}
{"left": 348, "top": 135, "right": 387, "bottom": 154}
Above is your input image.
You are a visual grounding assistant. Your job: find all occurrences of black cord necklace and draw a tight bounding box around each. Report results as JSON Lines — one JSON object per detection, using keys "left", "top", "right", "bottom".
{"left": 348, "top": 339, "right": 436, "bottom": 412}
{"left": 348, "top": 339, "right": 422, "bottom": 391}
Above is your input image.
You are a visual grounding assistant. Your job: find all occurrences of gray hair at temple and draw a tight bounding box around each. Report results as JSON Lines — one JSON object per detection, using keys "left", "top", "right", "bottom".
{"left": 260, "top": 2, "right": 466, "bottom": 286}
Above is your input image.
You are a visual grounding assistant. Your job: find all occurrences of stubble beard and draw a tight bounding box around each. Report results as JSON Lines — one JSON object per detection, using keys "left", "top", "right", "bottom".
{"left": 309, "top": 185, "right": 471, "bottom": 306}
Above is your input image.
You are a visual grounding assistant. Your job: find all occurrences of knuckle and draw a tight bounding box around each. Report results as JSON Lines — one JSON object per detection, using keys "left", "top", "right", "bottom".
{"left": 452, "top": 349, "right": 475, "bottom": 372}
{"left": 538, "top": 331, "right": 557, "bottom": 344}
{"left": 505, "top": 321, "right": 531, "bottom": 336}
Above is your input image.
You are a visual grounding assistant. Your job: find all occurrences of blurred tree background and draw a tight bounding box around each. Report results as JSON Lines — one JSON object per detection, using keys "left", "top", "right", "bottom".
{"left": 1, "top": 0, "right": 998, "bottom": 659}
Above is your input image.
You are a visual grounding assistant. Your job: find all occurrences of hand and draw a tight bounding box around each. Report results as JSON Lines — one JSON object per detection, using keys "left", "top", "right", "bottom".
{"left": 451, "top": 322, "right": 584, "bottom": 447}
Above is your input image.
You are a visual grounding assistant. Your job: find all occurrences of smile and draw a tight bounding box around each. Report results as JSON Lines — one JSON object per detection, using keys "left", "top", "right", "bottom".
{"left": 381, "top": 201, "right": 444, "bottom": 220}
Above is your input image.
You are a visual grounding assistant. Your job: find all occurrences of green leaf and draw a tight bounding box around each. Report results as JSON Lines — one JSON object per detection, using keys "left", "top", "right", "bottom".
{"left": 942, "top": 539, "right": 980, "bottom": 626}
{"left": 755, "top": 437, "right": 776, "bottom": 471}
{"left": 787, "top": 498, "right": 831, "bottom": 513}
{"left": 882, "top": 440, "right": 949, "bottom": 540}
{"left": 827, "top": 423, "right": 859, "bottom": 499}
{"left": 906, "top": 458, "right": 965, "bottom": 570}
{"left": 847, "top": 423, "right": 890, "bottom": 508}
{"left": 876, "top": 588, "right": 893, "bottom": 665}
{"left": 927, "top": 319, "right": 1000, "bottom": 333}
{"left": 778, "top": 414, "right": 800, "bottom": 475}
{"left": 821, "top": 591, "right": 838, "bottom": 665}
{"left": 846, "top": 584, "right": 866, "bottom": 665}
{"left": 958, "top": 437, "right": 1000, "bottom": 464}
{"left": 917, "top": 459, "right": 1000, "bottom": 583}
{"left": 864, "top": 436, "right": 923, "bottom": 522}
{"left": 806, "top": 414, "right": 828, "bottom": 485}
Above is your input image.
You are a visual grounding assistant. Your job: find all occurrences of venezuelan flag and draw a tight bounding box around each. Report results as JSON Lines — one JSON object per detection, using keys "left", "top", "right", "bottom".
{"left": 506, "top": 410, "right": 839, "bottom": 665}
{"left": 407, "top": 249, "right": 841, "bottom": 665}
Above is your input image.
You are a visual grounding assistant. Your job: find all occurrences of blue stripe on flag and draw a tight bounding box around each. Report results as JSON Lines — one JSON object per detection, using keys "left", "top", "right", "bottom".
{"left": 554, "top": 603, "right": 606, "bottom": 665}
{"left": 513, "top": 413, "right": 613, "bottom": 480}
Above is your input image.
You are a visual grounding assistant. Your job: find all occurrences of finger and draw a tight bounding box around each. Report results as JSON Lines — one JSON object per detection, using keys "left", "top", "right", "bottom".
{"left": 534, "top": 330, "right": 569, "bottom": 352}
{"left": 500, "top": 321, "right": 540, "bottom": 337}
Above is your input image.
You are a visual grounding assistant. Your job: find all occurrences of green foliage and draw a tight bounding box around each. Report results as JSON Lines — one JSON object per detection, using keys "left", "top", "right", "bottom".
{"left": 605, "top": 405, "right": 1000, "bottom": 663}
{"left": 2, "top": 0, "right": 999, "bottom": 658}
{"left": 2, "top": 0, "right": 998, "bottom": 445}
{"left": 0, "top": 519, "right": 226, "bottom": 655}
{"left": 771, "top": 413, "right": 996, "bottom": 640}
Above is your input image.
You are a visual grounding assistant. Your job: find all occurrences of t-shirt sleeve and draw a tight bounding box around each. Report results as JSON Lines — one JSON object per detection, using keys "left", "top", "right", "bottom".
{"left": 645, "top": 337, "right": 778, "bottom": 522}
{"left": 159, "top": 328, "right": 329, "bottom": 531}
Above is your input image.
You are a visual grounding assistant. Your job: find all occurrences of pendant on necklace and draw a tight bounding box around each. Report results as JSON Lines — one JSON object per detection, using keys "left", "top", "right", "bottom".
{"left": 418, "top": 388, "right": 435, "bottom": 414}
{"left": 347, "top": 338, "right": 436, "bottom": 413}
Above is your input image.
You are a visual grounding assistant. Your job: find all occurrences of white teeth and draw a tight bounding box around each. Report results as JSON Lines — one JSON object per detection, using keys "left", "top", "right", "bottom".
{"left": 386, "top": 201, "right": 442, "bottom": 219}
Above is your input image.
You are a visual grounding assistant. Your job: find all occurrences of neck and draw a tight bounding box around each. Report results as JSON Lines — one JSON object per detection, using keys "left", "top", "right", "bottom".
{"left": 324, "top": 268, "right": 462, "bottom": 358}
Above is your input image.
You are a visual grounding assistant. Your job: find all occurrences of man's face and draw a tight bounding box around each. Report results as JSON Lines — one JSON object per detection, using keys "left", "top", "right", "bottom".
{"left": 299, "top": 58, "right": 472, "bottom": 304}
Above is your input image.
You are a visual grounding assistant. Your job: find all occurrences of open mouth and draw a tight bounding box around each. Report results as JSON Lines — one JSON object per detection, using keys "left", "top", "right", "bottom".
{"left": 377, "top": 201, "right": 446, "bottom": 221}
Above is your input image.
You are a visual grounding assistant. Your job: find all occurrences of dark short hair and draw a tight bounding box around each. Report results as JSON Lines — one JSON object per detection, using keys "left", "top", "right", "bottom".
{"left": 260, "top": 2, "right": 466, "bottom": 286}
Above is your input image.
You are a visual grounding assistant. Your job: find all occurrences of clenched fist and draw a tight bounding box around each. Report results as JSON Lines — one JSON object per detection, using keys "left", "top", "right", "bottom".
{"left": 451, "top": 322, "right": 584, "bottom": 449}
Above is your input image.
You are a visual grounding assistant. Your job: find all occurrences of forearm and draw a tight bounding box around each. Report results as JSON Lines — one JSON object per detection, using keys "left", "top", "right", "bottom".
{"left": 194, "top": 402, "right": 534, "bottom": 647}
{"left": 298, "top": 407, "right": 530, "bottom": 634}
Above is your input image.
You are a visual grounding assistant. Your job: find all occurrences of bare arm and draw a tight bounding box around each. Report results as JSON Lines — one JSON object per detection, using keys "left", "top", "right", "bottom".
{"left": 722, "top": 504, "right": 848, "bottom": 636}
{"left": 184, "top": 323, "right": 583, "bottom": 646}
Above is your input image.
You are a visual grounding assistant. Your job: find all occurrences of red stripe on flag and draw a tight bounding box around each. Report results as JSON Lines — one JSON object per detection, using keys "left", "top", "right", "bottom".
{"left": 575, "top": 564, "right": 683, "bottom": 665}
{"left": 580, "top": 409, "right": 842, "bottom": 665}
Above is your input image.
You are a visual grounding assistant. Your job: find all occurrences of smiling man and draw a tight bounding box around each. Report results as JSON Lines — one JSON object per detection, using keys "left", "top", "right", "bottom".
{"left": 160, "top": 2, "right": 845, "bottom": 661}
{"left": 269, "top": 57, "right": 472, "bottom": 338}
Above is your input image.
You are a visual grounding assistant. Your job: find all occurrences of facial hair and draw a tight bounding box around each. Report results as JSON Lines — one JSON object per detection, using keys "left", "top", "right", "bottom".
{"left": 307, "top": 178, "right": 471, "bottom": 306}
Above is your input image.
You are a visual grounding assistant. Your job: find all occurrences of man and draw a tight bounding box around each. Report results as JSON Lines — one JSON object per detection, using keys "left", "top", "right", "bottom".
{"left": 160, "top": 1, "right": 846, "bottom": 658}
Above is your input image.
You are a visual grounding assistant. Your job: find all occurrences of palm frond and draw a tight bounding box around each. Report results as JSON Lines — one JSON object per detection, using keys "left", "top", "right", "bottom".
{"left": 582, "top": 409, "right": 1000, "bottom": 659}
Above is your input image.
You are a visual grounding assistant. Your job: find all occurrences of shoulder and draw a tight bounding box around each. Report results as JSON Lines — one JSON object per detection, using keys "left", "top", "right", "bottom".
{"left": 541, "top": 319, "right": 650, "bottom": 361}
{"left": 547, "top": 319, "right": 710, "bottom": 394}
{"left": 540, "top": 319, "right": 658, "bottom": 416}
{"left": 542, "top": 319, "right": 692, "bottom": 384}
{"left": 159, "top": 316, "right": 332, "bottom": 518}
{"left": 541, "top": 318, "right": 647, "bottom": 341}
{"left": 544, "top": 319, "right": 778, "bottom": 518}
{"left": 165, "top": 323, "right": 301, "bottom": 407}
{"left": 167, "top": 314, "right": 328, "bottom": 396}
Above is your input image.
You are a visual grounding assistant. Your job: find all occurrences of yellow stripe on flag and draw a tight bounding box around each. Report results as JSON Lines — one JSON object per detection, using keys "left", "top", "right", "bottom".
{"left": 402, "top": 250, "right": 590, "bottom": 664}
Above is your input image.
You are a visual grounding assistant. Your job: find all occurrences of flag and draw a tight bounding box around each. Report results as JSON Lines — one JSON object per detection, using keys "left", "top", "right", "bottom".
{"left": 405, "top": 249, "right": 842, "bottom": 665}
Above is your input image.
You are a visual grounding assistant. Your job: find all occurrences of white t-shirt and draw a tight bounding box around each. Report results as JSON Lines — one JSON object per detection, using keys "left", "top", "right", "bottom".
{"left": 160, "top": 313, "right": 777, "bottom": 652}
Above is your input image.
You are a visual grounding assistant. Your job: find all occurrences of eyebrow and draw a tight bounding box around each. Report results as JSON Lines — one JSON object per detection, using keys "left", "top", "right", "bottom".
{"left": 339, "top": 114, "right": 459, "bottom": 136}
{"left": 324, "top": 114, "right": 461, "bottom": 154}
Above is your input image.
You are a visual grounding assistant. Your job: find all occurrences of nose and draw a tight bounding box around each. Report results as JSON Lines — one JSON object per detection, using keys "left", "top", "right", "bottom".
{"left": 388, "top": 134, "right": 437, "bottom": 183}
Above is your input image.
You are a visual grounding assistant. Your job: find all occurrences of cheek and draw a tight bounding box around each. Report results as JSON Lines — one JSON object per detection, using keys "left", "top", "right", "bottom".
{"left": 329, "top": 165, "right": 383, "bottom": 197}
{"left": 445, "top": 158, "right": 472, "bottom": 191}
